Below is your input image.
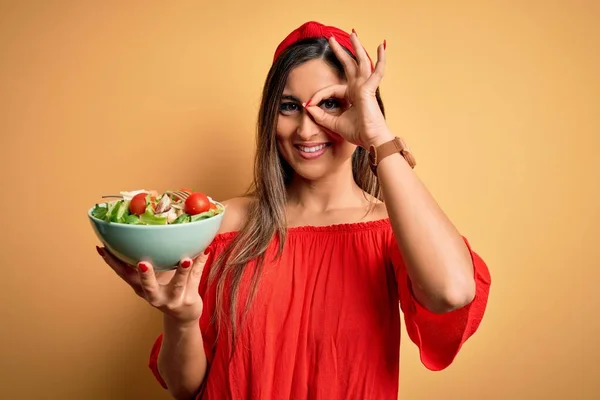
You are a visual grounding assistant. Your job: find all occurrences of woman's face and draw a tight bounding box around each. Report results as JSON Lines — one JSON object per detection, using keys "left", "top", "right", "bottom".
{"left": 276, "top": 59, "right": 356, "bottom": 182}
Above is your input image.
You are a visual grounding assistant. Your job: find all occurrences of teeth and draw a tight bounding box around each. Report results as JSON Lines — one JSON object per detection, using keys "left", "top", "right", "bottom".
{"left": 298, "top": 144, "right": 327, "bottom": 153}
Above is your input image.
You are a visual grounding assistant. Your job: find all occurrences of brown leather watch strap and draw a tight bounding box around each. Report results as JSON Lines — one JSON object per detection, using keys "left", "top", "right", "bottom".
{"left": 368, "top": 136, "right": 416, "bottom": 176}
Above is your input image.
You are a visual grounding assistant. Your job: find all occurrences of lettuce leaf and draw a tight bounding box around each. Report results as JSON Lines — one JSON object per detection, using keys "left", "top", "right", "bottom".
{"left": 190, "top": 209, "right": 217, "bottom": 222}
{"left": 124, "top": 214, "right": 141, "bottom": 224}
{"left": 91, "top": 204, "right": 108, "bottom": 221}
{"left": 139, "top": 203, "right": 168, "bottom": 225}
{"left": 172, "top": 213, "right": 191, "bottom": 224}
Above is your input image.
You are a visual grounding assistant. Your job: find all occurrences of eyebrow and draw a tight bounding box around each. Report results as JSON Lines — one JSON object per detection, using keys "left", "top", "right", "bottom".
{"left": 280, "top": 94, "right": 302, "bottom": 103}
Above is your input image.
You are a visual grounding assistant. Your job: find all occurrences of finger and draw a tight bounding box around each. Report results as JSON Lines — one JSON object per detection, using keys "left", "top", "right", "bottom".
{"left": 328, "top": 36, "right": 357, "bottom": 78}
{"left": 97, "top": 246, "right": 144, "bottom": 295}
{"left": 349, "top": 31, "right": 372, "bottom": 77}
{"left": 137, "top": 261, "right": 162, "bottom": 306}
{"left": 303, "top": 84, "right": 348, "bottom": 132}
{"left": 98, "top": 246, "right": 129, "bottom": 278}
{"left": 304, "top": 84, "right": 348, "bottom": 108}
{"left": 168, "top": 257, "right": 194, "bottom": 292}
{"left": 364, "top": 42, "right": 387, "bottom": 93}
{"left": 304, "top": 105, "right": 340, "bottom": 134}
{"left": 188, "top": 250, "right": 211, "bottom": 289}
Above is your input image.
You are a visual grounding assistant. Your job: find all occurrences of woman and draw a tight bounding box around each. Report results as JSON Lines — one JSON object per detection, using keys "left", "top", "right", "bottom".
{"left": 97, "top": 21, "right": 491, "bottom": 400}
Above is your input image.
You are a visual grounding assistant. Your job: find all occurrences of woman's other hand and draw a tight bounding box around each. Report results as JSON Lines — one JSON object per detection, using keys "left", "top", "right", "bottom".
{"left": 304, "top": 31, "right": 393, "bottom": 148}
{"left": 96, "top": 246, "right": 208, "bottom": 325}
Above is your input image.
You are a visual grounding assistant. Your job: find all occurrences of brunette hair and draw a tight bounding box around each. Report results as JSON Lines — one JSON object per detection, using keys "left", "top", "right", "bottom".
{"left": 208, "top": 37, "right": 385, "bottom": 345}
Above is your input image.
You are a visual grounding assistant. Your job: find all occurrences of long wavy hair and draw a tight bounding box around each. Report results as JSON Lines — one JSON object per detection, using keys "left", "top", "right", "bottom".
{"left": 208, "top": 37, "right": 386, "bottom": 346}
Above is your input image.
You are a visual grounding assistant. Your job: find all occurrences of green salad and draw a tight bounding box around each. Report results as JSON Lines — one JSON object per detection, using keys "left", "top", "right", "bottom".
{"left": 91, "top": 189, "right": 224, "bottom": 225}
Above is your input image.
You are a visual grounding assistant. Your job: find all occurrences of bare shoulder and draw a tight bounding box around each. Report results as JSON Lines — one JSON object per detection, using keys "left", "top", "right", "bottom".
{"left": 370, "top": 201, "right": 389, "bottom": 221}
{"left": 217, "top": 196, "right": 253, "bottom": 234}
{"left": 362, "top": 193, "right": 389, "bottom": 222}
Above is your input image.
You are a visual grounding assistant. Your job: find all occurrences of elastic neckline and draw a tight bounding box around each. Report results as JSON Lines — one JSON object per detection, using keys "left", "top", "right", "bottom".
{"left": 287, "top": 217, "right": 390, "bottom": 233}
{"left": 212, "top": 218, "right": 391, "bottom": 243}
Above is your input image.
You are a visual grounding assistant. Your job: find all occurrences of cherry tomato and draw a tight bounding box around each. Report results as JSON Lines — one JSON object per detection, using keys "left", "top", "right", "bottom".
{"left": 209, "top": 202, "right": 217, "bottom": 210}
{"left": 184, "top": 192, "right": 211, "bottom": 215}
{"left": 129, "top": 193, "right": 147, "bottom": 216}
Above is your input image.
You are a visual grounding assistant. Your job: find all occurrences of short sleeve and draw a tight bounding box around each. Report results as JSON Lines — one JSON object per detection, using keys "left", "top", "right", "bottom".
{"left": 148, "top": 333, "right": 168, "bottom": 389}
{"left": 147, "top": 234, "right": 232, "bottom": 390}
{"left": 389, "top": 235, "right": 491, "bottom": 371}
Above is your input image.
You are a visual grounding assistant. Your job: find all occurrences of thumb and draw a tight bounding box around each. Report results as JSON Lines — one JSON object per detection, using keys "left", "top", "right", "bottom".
{"left": 304, "top": 105, "right": 339, "bottom": 132}
{"left": 189, "top": 248, "right": 211, "bottom": 286}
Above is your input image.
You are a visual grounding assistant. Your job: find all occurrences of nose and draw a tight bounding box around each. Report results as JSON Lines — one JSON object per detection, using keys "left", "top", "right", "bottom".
{"left": 296, "top": 111, "right": 321, "bottom": 141}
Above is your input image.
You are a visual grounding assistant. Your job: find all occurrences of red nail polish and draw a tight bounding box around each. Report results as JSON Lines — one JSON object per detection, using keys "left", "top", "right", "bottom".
{"left": 96, "top": 246, "right": 104, "bottom": 257}
{"left": 352, "top": 28, "right": 356, "bottom": 36}
{"left": 138, "top": 262, "right": 149, "bottom": 272}
{"left": 204, "top": 248, "right": 210, "bottom": 255}
{"left": 181, "top": 259, "right": 192, "bottom": 268}
{"left": 383, "top": 39, "right": 387, "bottom": 50}
{"left": 305, "top": 99, "right": 312, "bottom": 107}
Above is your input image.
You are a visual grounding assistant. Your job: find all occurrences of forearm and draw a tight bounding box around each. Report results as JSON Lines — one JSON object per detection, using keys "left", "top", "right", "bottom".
{"left": 373, "top": 134, "right": 475, "bottom": 313}
{"left": 157, "top": 315, "right": 208, "bottom": 400}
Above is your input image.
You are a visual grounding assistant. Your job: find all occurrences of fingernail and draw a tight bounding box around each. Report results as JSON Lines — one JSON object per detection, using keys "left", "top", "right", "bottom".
{"left": 138, "top": 262, "right": 149, "bottom": 272}
{"left": 204, "top": 248, "right": 210, "bottom": 255}
{"left": 383, "top": 39, "right": 387, "bottom": 50}
{"left": 305, "top": 99, "right": 312, "bottom": 107}
{"left": 181, "top": 259, "right": 192, "bottom": 268}
{"left": 96, "top": 246, "right": 104, "bottom": 257}
{"left": 352, "top": 28, "right": 357, "bottom": 36}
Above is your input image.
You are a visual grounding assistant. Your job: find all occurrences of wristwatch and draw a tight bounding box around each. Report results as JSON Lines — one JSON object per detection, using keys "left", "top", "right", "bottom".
{"left": 368, "top": 136, "right": 416, "bottom": 176}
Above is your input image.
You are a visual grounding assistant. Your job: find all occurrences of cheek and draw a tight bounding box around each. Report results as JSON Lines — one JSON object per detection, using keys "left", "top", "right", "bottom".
{"left": 276, "top": 117, "right": 296, "bottom": 139}
{"left": 326, "top": 131, "right": 355, "bottom": 151}
{"left": 328, "top": 135, "right": 357, "bottom": 158}
{"left": 339, "top": 141, "right": 358, "bottom": 157}
{"left": 276, "top": 119, "right": 298, "bottom": 157}
{"left": 275, "top": 131, "right": 291, "bottom": 155}
{"left": 275, "top": 126, "right": 293, "bottom": 163}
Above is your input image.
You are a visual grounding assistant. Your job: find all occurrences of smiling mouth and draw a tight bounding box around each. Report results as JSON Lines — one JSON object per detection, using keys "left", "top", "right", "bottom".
{"left": 294, "top": 143, "right": 332, "bottom": 153}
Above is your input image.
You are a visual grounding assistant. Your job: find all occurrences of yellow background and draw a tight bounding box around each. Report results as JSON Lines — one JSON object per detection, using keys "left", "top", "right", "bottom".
{"left": 1, "top": 1, "right": 598, "bottom": 399}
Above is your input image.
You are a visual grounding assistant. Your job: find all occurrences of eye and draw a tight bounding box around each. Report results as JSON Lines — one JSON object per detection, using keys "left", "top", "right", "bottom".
{"left": 319, "top": 98, "right": 342, "bottom": 111}
{"left": 279, "top": 102, "right": 300, "bottom": 115}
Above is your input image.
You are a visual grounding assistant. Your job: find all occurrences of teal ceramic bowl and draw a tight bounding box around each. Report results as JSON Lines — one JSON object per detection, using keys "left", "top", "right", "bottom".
{"left": 88, "top": 202, "right": 225, "bottom": 271}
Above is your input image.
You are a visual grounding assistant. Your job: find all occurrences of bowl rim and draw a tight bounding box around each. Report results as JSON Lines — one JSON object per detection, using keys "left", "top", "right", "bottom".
{"left": 88, "top": 200, "right": 226, "bottom": 230}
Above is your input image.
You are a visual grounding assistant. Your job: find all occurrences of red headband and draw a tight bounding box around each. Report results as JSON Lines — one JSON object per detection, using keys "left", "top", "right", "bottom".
{"left": 273, "top": 21, "right": 374, "bottom": 70}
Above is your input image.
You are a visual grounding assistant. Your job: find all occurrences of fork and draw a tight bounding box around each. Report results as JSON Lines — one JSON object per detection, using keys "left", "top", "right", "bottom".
{"left": 101, "top": 191, "right": 191, "bottom": 201}
{"left": 165, "top": 190, "right": 191, "bottom": 202}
